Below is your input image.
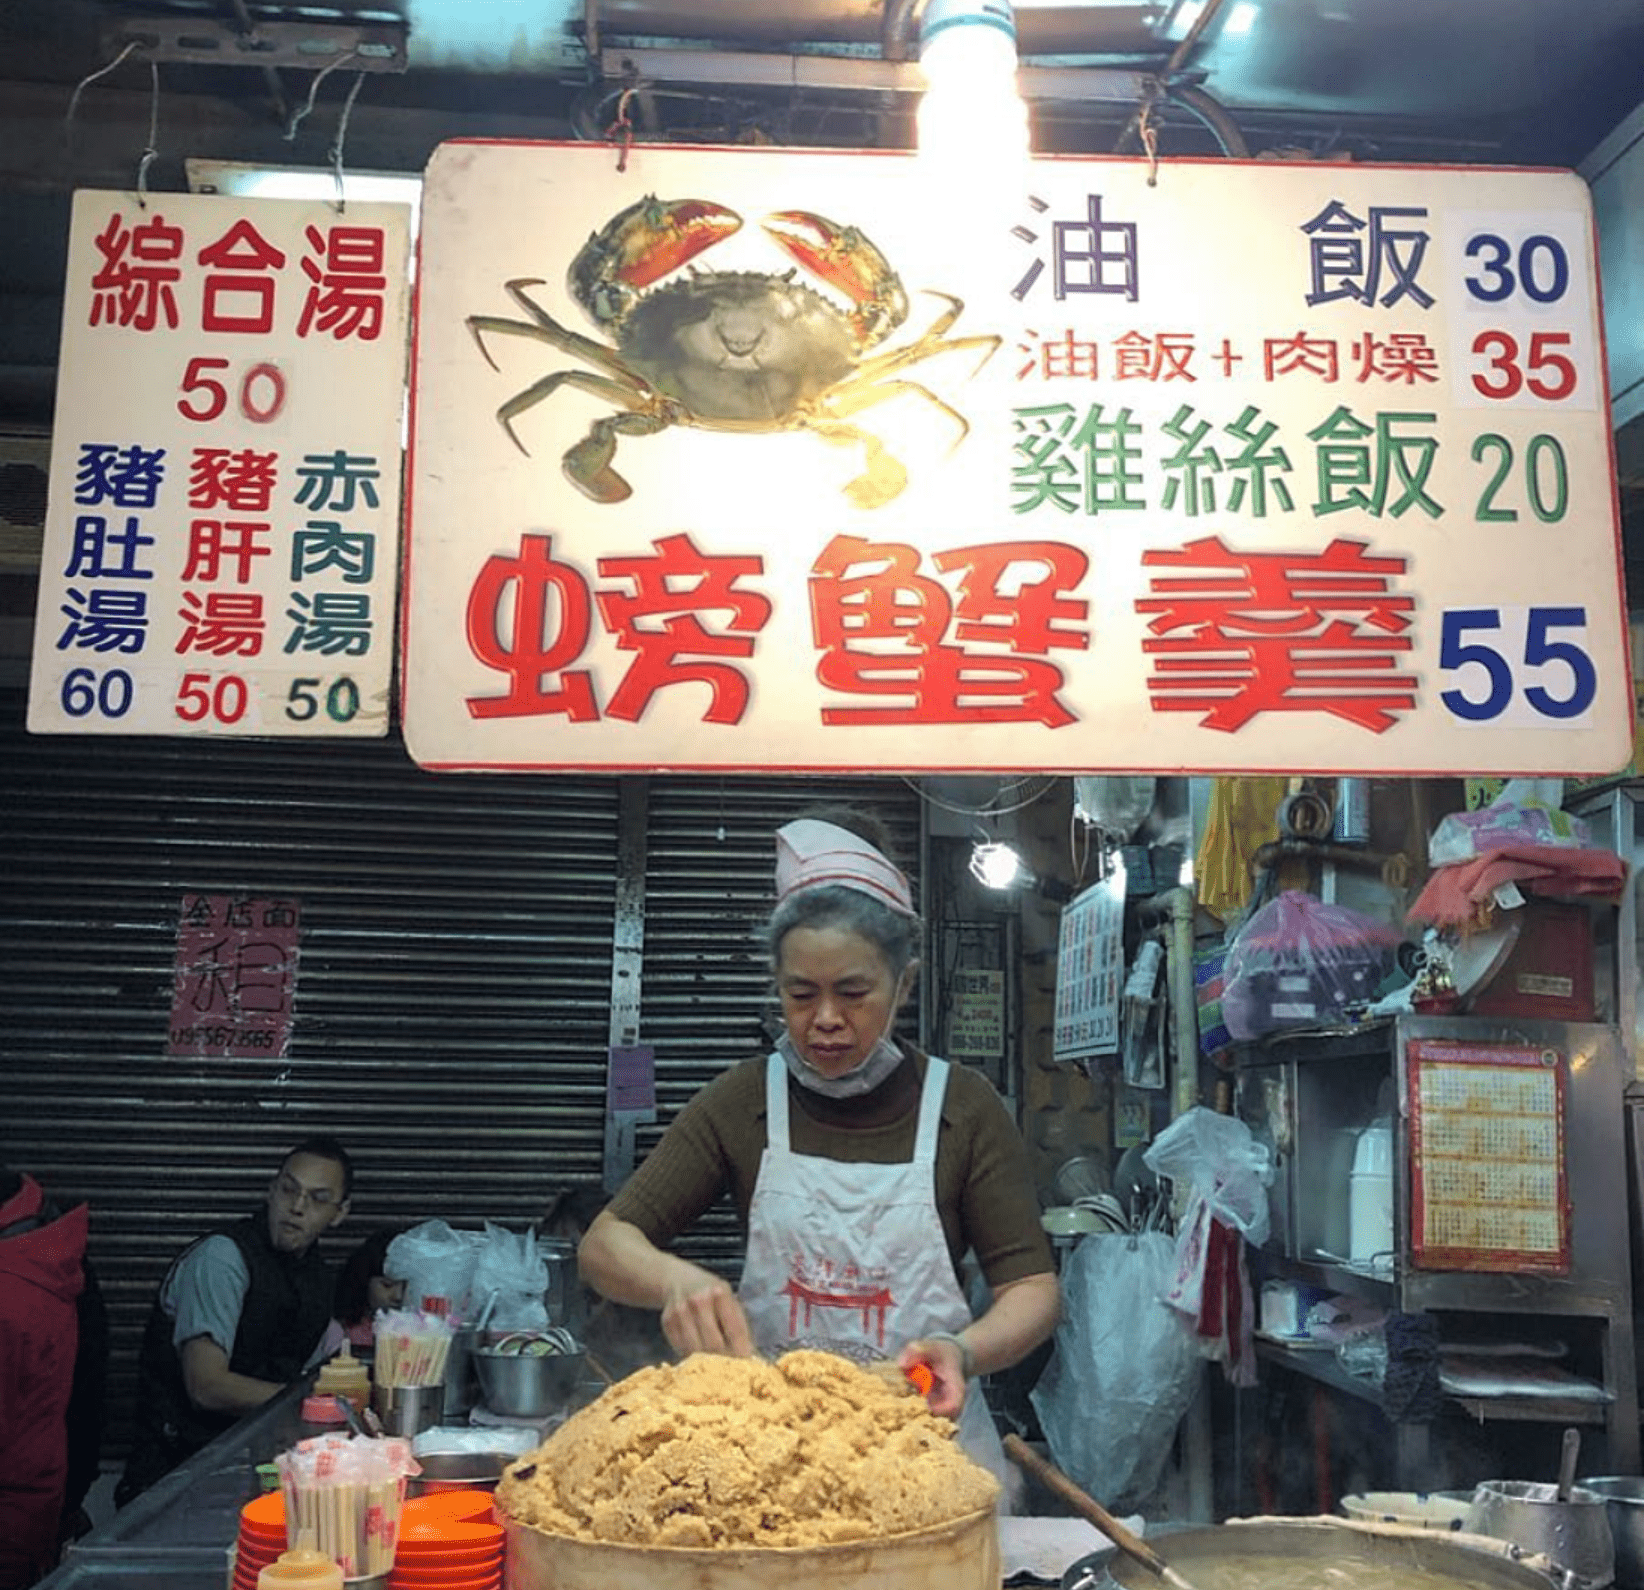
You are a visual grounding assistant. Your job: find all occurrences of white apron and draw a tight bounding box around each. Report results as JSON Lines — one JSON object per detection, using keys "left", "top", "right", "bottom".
{"left": 739, "top": 1052, "right": 1013, "bottom": 1502}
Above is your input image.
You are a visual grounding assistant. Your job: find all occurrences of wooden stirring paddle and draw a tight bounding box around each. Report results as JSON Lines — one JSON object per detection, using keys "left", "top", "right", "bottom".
{"left": 1003, "top": 1434, "right": 1204, "bottom": 1590}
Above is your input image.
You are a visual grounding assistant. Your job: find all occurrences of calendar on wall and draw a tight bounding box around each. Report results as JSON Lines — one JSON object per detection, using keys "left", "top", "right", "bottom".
{"left": 1406, "top": 1039, "right": 1571, "bottom": 1274}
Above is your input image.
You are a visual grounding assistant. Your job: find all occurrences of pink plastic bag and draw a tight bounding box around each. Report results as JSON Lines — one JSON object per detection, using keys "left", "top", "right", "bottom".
{"left": 1222, "top": 890, "right": 1401, "bottom": 1040}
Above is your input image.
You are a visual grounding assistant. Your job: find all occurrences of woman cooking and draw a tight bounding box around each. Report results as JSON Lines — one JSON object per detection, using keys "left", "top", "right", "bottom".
{"left": 577, "top": 809, "right": 1060, "bottom": 1503}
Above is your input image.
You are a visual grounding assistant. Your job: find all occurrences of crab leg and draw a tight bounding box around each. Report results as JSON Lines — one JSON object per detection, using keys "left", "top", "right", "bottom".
{"left": 493, "top": 368, "right": 651, "bottom": 457}
{"left": 467, "top": 280, "right": 639, "bottom": 383}
{"left": 851, "top": 292, "right": 1000, "bottom": 383}
{"left": 805, "top": 416, "right": 909, "bottom": 512}
{"left": 763, "top": 211, "right": 909, "bottom": 349}
{"left": 563, "top": 411, "right": 675, "bottom": 504}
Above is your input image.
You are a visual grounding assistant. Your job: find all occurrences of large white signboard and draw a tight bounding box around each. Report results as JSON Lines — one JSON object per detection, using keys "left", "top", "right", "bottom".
{"left": 405, "top": 142, "right": 1630, "bottom": 774}
{"left": 29, "top": 191, "right": 411, "bottom": 737}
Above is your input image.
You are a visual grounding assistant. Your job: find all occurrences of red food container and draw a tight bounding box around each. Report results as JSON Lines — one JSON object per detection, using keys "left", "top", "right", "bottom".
{"left": 1467, "top": 901, "right": 1595, "bottom": 1021}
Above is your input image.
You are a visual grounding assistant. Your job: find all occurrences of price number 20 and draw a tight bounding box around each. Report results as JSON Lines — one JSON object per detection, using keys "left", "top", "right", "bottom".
{"left": 1440, "top": 607, "right": 1596, "bottom": 723}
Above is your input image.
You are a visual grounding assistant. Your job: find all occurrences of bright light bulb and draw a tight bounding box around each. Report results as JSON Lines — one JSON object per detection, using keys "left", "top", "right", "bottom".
{"left": 917, "top": 0, "right": 1030, "bottom": 189}
{"left": 970, "top": 840, "right": 1025, "bottom": 890}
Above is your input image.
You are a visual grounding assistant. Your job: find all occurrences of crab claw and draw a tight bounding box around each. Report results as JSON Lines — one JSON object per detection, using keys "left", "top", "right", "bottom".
{"left": 763, "top": 210, "right": 909, "bottom": 348}
{"left": 569, "top": 196, "right": 742, "bottom": 327}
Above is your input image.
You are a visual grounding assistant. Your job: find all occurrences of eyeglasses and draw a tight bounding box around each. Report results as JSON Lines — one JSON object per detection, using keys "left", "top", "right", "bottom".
{"left": 275, "top": 1173, "right": 341, "bottom": 1209}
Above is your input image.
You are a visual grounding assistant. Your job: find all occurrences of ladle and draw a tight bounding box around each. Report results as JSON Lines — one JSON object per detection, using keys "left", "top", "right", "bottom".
{"left": 1556, "top": 1426, "right": 1581, "bottom": 1503}
{"left": 1003, "top": 1434, "right": 1203, "bottom": 1590}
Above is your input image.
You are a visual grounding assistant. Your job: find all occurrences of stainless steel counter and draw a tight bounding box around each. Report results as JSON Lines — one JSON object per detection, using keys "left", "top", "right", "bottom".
{"left": 37, "top": 1380, "right": 311, "bottom": 1590}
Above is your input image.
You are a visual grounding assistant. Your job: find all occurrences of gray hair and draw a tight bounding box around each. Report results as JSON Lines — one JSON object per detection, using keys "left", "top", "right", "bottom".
{"left": 763, "top": 884, "right": 924, "bottom": 980}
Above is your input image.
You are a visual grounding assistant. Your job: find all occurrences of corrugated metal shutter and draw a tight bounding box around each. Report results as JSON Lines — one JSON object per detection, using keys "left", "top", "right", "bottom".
{"left": 0, "top": 689, "right": 621, "bottom": 1456}
{"left": 0, "top": 688, "right": 926, "bottom": 1458}
{"left": 639, "top": 777, "right": 922, "bottom": 1275}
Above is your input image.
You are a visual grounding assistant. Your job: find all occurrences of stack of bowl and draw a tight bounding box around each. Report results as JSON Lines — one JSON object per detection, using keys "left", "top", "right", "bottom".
{"left": 234, "top": 1491, "right": 289, "bottom": 1585}
{"left": 390, "top": 1492, "right": 504, "bottom": 1590}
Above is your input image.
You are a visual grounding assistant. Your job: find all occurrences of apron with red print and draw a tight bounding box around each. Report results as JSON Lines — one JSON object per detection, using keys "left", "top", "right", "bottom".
{"left": 738, "top": 1052, "right": 1012, "bottom": 1502}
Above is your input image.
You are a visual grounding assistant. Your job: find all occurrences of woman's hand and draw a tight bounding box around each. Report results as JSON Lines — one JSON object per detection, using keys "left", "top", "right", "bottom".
{"left": 899, "top": 1335, "right": 968, "bottom": 1418}
{"left": 660, "top": 1269, "right": 756, "bottom": 1358}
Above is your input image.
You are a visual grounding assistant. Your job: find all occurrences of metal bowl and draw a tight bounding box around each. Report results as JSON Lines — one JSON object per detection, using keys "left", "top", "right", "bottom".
{"left": 472, "top": 1344, "right": 586, "bottom": 1417}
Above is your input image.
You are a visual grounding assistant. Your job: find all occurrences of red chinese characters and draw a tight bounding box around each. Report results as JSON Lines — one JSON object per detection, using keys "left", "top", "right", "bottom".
{"left": 298, "top": 224, "right": 388, "bottom": 341}
{"left": 83, "top": 209, "right": 388, "bottom": 340}
{"left": 809, "top": 534, "right": 1088, "bottom": 727}
{"left": 465, "top": 531, "right": 769, "bottom": 724}
{"left": 197, "top": 220, "right": 287, "bottom": 334}
{"left": 90, "top": 212, "right": 185, "bottom": 332}
{"left": 462, "top": 531, "right": 1094, "bottom": 730}
{"left": 1136, "top": 535, "right": 1417, "bottom": 732}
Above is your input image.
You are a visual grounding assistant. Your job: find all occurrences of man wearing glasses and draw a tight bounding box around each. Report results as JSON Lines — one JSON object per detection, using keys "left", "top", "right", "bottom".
{"left": 116, "top": 1138, "right": 352, "bottom": 1506}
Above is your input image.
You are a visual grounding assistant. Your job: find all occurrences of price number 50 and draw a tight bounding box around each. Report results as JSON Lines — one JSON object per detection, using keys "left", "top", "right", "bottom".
{"left": 1439, "top": 607, "right": 1596, "bottom": 723}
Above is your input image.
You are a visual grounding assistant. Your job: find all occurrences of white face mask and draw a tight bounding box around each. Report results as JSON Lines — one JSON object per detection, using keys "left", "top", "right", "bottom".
{"left": 776, "top": 1027, "right": 905, "bottom": 1099}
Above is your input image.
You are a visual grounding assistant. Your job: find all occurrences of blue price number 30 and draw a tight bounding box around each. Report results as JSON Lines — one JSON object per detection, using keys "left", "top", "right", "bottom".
{"left": 1464, "top": 233, "right": 1570, "bottom": 305}
{"left": 1440, "top": 607, "right": 1597, "bottom": 722}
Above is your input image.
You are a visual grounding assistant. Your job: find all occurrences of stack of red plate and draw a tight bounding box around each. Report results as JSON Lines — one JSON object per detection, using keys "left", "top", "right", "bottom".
{"left": 389, "top": 1491, "right": 504, "bottom": 1590}
{"left": 233, "top": 1491, "right": 290, "bottom": 1586}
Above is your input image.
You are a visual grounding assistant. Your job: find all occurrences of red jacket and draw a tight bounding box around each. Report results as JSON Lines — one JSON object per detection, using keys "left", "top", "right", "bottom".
{"left": 0, "top": 1174, "right": 88, "bottom": 1588}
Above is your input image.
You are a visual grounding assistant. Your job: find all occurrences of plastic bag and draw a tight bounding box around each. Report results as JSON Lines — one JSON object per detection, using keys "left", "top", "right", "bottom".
{"left": 1221, "top": 890, "right": 1400, "bottom": 1040}
{"left": 1143, "top": 1106, "right": 1273, "bottom": 1243}
{"left": 471, "top": 1222, "right": 551, "bottom": 1333}
{"left": 1030, "top": 1232, "right": 1202, "bottom": 1512}
{"left": 1428, "top": 779, "right": 1591, "bottom": 868}
{"left": 385, "top": 1220, "right": 481, "bottom": 1316}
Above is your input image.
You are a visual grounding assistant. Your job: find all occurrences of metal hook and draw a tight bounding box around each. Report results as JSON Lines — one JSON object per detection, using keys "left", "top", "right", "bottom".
{"left": 604, "top": 84, "right": 638, "bottom": 173}
{"left": 1138, "top": 101, "right": 1160, "bottom": 189}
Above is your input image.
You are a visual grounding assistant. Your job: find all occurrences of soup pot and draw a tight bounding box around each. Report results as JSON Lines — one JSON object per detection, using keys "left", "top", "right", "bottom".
{"left": 1063, "top": 1517, "right": 1562, "bottom": 1590}
{"left": 1466, "top": 1480, "right": 1616, "bottom": 1588}
{"left": 1566, "top": 1480, "right": 1644, "bottom": 1590}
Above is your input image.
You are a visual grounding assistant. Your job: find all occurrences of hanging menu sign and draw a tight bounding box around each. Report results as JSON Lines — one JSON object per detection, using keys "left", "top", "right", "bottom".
{"left": 1053, "top": 870, "right": 1126, "bottom": 1062}
{"left": 403, "top": 141, "right": 1630, "bottom": 774}
{"left": 1406, "top": 1038, "right": 1570, "bottom": 1273}
{"left": 28, "top": 191, "right": 411, "bottom": 737}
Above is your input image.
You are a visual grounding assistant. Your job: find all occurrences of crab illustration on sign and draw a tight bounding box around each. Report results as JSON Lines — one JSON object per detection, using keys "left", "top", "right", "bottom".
{"left": 467, "top": 194, "right": 1000, "bottom": 509}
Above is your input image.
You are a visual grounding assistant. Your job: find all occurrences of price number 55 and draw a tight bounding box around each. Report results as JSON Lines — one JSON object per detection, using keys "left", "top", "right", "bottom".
{"left": 1439, "top": 607, "right": 1596, "bottom": 723}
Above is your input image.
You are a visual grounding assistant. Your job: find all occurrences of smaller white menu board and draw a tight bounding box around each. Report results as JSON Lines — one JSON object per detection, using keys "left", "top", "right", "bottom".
{"left": 28, "top": 190, "right": 411, "bottom": 737}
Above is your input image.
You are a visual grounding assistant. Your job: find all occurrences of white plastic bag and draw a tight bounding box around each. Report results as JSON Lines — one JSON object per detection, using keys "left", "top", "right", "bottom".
{"left": 1143, "top": 1107, "right": 1273, "bottom": 1244}
{"left": 1030, "top": 1231, "right": 1201, "bottom": 1512}
{"left": 385, "top": 1220, "right": 481, "bottom": 1316}
{"left": 471, "top": 1222, "right": 550, "bottom": 1333}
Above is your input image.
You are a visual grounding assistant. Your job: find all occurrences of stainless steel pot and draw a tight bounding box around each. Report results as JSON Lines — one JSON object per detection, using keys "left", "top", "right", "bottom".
{"left": 1577, "top": 1479, "right": 1644, "bottom": 1590}
{"left": 1062, "top": 1517, "right": 1562, "bottom": 1590}
{"left": 1466, "top": 1480, "right": 1616, "bottom": 1588}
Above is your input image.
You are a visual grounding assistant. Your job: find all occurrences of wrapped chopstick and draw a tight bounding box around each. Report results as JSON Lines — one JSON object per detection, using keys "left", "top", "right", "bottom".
{"left": 372, "top": 1306, "right": 455, "bottom": 1389}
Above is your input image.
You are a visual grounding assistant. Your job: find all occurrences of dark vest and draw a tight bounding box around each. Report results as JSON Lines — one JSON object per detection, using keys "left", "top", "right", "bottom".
{"left": 119, "top": 1214, "right": 334, "bottom": 1501}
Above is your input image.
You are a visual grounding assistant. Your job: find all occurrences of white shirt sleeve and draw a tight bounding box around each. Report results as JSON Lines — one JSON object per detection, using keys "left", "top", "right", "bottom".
{"left": 161, "top": 1233, "right": 251, "bottom": 1356}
